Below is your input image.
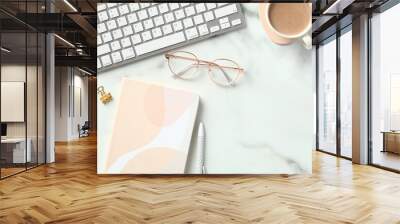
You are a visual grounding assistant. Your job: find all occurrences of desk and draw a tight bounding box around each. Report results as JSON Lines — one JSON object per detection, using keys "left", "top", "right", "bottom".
{"left": 1, "top": 138, "right": 32, "bottom": 163}
{"left": 382, "top": 132, "right": 400, "bottom": 154}
{"left": 98, "top": 4, "right": 313, "bottom": 174}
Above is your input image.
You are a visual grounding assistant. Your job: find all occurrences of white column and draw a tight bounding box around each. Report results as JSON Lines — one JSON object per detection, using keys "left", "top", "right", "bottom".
{"left": 352, "top": 14, "right": 369, "bottom": 164}
{"left": 46, "top": 32, "right": 55, "bottom": 163}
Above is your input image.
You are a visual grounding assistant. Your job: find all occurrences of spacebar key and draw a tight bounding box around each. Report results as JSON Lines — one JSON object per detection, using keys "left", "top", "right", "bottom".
{"left": 135, "top": 32, "right": 186, "bottom": 56}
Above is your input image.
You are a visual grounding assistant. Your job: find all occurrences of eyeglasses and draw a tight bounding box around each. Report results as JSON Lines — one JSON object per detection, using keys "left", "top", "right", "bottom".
{"left": 165, "top": 51, "right": 245, "bottom": 87}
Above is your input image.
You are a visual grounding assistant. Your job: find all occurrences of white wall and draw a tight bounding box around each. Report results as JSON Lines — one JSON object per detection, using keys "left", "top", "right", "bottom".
{"left": 55, "top": 67, "right": 89, "bottom": 141}
{"left": 1, "top": 64, "right": 46, "bottom": 163}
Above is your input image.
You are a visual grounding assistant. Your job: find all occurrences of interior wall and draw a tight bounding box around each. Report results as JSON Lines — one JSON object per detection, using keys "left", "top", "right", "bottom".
{"left": 55, "top": 67, "right": 89, "bottom": 141}
{"left": 1, "top": 65, "right": 38, "bottom": 139}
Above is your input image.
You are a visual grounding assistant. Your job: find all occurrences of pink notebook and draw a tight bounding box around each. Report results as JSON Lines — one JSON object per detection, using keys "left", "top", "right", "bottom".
{"left": 102, "top": 79, "right": 199, "bottom": 174}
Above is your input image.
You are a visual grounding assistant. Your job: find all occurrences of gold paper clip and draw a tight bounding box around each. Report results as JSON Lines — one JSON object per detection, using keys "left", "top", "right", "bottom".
{"left": 97, "top": 86, "right": 112, "bottom": 104}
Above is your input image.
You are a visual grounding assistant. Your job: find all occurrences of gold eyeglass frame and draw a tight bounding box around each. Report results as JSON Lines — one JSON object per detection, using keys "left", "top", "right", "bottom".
{"left": 165, "top": 51, "right": 245, "bottom": 87}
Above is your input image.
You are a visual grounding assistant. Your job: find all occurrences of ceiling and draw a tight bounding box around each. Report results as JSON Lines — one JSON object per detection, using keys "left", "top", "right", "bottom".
{"left": 0, "top": 0, "right": 97, "bottom": 75}
{"left": 312, "top": 0, "right": 392, "bottom": 44}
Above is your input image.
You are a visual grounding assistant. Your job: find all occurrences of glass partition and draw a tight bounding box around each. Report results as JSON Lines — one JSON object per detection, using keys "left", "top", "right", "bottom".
{"left": 27, "top": 31, "right": 38, "bottom": 169}
{"left": 1, "top": 31, "right": 28, "bottom": 177}
{"left": 38, "top": 32, "right": 45, "bottom": 165}
{"left": 0, "top": 1, "right": 46, "bottom": 179}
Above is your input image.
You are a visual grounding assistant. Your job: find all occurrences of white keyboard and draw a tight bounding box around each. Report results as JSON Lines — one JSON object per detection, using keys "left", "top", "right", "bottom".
{"left": 97, "top": 3, "right": 245, "bottom": 72}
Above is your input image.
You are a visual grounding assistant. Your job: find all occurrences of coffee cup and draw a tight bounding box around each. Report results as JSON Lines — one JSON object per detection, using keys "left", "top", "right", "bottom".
{"left": 259, "top": 3, "right": 312, "bottom": 49}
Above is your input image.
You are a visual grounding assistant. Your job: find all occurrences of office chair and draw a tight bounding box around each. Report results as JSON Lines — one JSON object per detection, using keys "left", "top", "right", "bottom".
{"left": 79, "top": 121, "right": 90, "bottom": 138}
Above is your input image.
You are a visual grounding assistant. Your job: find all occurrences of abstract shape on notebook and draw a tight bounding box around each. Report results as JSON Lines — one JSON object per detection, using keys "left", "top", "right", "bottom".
{"left": 102, "top": 79, "right": 199, "bottom": 174}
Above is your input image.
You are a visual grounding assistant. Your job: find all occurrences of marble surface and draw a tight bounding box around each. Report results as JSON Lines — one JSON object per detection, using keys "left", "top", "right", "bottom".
{"left": 98, "top": 4, "right": 313, "bottom": 174}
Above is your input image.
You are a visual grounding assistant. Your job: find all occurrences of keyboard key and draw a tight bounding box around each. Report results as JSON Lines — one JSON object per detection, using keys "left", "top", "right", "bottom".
{"left": 217, "top": 3, "right": 228, "bottom": 7}
{"left": 204, "top": 11, "right": 214, "bottom": 22}
{"left": 172, "top": 21, "right": 183, "bottom": 31}
{"left": 133, "top": 22, "right": 144, "bottom": 32}
{"left": 169, "top": 3, "right": 179, "bottom": 10}
{"left": 98, "top": 11, "right": 108, "bottom": 22}
{"left": 98, "top": 4, "right": 106, "bottom": 11}
{"left": 102, "top": 32, "right": 112, "bottom": 43}
{"left": 118, "top": 5, "right": 129, "bottom": 15}
{"left": 231, "top": 18, "right": 242, "bottom": 26}
{"left": 111, "top": 51, "right": 122, "bottom": 63}
{"left": 135, "top": 32, "right": 186, "bottom": 55}
{"left": 98, "top": 44, "right": 110, "bottom": 56}
{"left": 185, "top": 27, "right": 198, "bottom": 40}
{"left": 214, "top": 4, "right": 237, "bottom": 18}
{"left": 206, "top": 3, "right": 217, "bottom": 10}
{"left": 143, "top": 19, "right": 154, "bottom": 30}
{"left": 97, "top": 58, "right": 102, "bottom": 69}
{"left": 210, "top": 26, "right": 220, "bottom": 33}
{"left": 164, "top": 12, "right": 174, "bottom": 23}
{"left": 117, "top": 16, "right": 127, "bottom": 27}
{"left": 98, "top": 23, "right": 107, "bottom": 33}
{"left": 198, "top": 24, "right": 209, "bottom": 36}
{"left": 140, "top": 3, "right": 150, "bottom": 8}
{"left": 138, "top": 10, "right": 148, "bottom": 20}
{"left": 154, "top": 16, "right": 164, "bottom": 26}
{"left": 180, "top": 3, "right": 190, "bottom": 7}
{"left": 183, "top": 18, "right": 193, "bottom": 28}
{"left": 195, "top": 3, "right": 206, "bottom": 13}
{"left": 185, "top": 6, "right": 195, "bottom": 16}
{"left": 111, "top": 41, "right": 121, "bottom": 51}
{"left": 221, "top": 22, "right": 230, "bottom": 29}
{"left": 162, "top": 24, "right": 173, "bottom": 35}
{"left": 112, "top": 29, "right": 123, "bottom": 39}
{"left": 193, "top": 15, "right": 204, "bottom": 25}
{"left": 97, "top": 36, "right": 102, "bottom": 45}
{"left": 121, "top": 37, "right": 131, "bottom": 48}
{"left": 108, "top": 8, "right": 119, "bottom": 18}
{"left": 158, "top": 4, "right": 169, "bottom": 14}
{"left": 152, "top": 27, "right": 162, "bottom": 38}
{"left": 141, "top": 31, "right": 152, "bottom": 41}
{"left": 122, "top": 25, "right": 133, "bottom": 36}
{"left": 174, "top": 9, "right": 185, "bottom": 20}
{"left": 127, "top": 13, "right": 137, "bottom": 23}
{"left": 101, "top": 54, "right": 112, "bottom": 66}
{"left": 148, "top": 6, "right": 158, "bottom": 17}
{"left": 121, "top": 47, "right": 135, "bottom": 59}
{"left": 129, "top": 3, "right": 139, "bottom": 12}
{"left": 131, "top": 34, "right": 142, "bottom": 44}
{"left": 219, "top": 17, "right": 229, "bottom": 25}
{"left": 106, "top": 3, "right": 117, "bottom": 8}
{"left": 106, "top": 20, "right": 117, "bottom": 30}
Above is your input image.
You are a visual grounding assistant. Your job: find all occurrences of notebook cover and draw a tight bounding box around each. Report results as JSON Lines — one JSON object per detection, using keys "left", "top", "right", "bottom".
{"left": 103, "top": 79, "right": 199, "bottom": 174}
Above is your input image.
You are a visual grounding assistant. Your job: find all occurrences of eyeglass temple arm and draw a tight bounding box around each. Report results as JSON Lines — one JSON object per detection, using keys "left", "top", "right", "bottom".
{"left": 166, "top": 54, "right": 245, "bottom": 73}
{"left": 175, "top": 64, "right": 196, "bottom": 77}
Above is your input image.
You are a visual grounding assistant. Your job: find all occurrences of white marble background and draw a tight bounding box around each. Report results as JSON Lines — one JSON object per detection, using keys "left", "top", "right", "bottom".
{"left": 98, "top": 4, "right": 313, "bottom": 174}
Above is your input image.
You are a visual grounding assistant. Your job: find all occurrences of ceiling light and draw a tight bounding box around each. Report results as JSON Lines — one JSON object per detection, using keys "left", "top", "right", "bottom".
{"left": 63, "top": 0, "right": 78, "bottom": 12}
{"left": 54, "top": 34, "right": 75, "bottom": 48}
{"left": 1, "top": 47, "right": 11, "bottom": 53}
{"left": 78, "top": 67, "right": 93, "bottom": 76}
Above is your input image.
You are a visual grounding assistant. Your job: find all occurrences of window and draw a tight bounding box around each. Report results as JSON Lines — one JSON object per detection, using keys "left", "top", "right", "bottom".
{"left": 339, "top": 29, "right": 352, "bottom": 158}
{"left": 317, "top": 37, "right": 337, "bottom": 154}
{"left": 371, "top": 2, "right": 400, "bottom": 171}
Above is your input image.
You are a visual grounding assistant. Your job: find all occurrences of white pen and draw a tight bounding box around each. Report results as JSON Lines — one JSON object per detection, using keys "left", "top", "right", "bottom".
{"left": 197, "top": 122, "right": 206, "bottom": 174}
